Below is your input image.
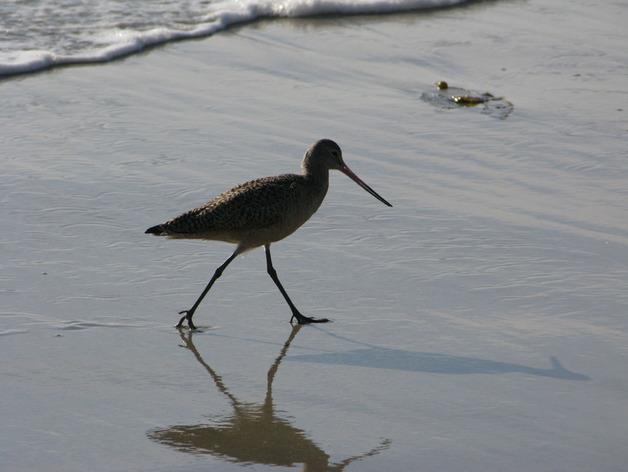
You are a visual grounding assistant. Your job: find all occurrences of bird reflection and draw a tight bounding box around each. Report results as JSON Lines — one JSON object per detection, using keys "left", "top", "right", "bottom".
{"left": 148, "top": 326, "right": 390, "bottom": 471}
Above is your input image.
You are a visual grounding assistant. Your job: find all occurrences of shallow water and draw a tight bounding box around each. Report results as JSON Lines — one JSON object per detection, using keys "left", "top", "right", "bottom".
{"left": 2, "top": 1, "right": 628, "bottom": 471}
{"left": 0, "top": 0, "right": 467, "bottom": 76}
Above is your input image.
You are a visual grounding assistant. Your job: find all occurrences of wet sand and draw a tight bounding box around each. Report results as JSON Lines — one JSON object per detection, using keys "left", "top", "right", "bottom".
{"left": 2, "top": 1, "right": 628, "bottom": 471}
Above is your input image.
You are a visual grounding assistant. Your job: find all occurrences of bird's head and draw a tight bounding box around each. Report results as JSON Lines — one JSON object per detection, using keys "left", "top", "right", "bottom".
{"left": 303, "top": 139, "right": 392, "bottom": 207}
{"left": 306, "top": 138, "right": 345, "bottom": 171}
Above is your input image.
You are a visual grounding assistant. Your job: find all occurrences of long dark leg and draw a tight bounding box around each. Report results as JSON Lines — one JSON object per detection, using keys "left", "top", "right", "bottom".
{"left": 177, "top": 249, "right": 240, "bottom": 329}
{"left": 264, "top": 244, "right": 329, "bottom": 324}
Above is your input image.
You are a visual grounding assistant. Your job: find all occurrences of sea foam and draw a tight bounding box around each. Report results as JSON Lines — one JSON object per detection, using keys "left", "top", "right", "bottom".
{"left": 0, "top": 0, "right": 468, "bottom": 78}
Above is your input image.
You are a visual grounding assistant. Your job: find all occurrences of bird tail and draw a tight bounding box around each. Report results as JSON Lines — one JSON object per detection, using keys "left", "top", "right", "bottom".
{"left": 145, "top": 224, "right": 166, "bottom": 235}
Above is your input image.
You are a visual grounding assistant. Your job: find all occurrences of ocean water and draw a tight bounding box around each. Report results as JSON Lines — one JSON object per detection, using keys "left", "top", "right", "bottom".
{"left": 0, "top": 0, "right": 466, "bottom": 76}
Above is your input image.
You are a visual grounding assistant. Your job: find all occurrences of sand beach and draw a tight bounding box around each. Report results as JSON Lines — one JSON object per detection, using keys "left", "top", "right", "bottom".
{"left": 2, "top": 1, "right": 628, "bottom": 470}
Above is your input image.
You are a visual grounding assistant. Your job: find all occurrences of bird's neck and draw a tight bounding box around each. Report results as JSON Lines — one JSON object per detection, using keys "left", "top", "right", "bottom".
{"left": 301, "top": 158, "right": 330, "bottom": 188}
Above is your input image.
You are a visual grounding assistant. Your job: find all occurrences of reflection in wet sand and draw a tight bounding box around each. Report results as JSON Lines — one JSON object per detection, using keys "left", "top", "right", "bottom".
{"left": 148, "top": 326, "right": 390, "bottom": 471}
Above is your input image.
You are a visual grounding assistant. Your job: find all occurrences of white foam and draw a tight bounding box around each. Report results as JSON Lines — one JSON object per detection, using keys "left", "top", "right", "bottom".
{"left": 0, "top": 0, "right": 468, "bottom": 78}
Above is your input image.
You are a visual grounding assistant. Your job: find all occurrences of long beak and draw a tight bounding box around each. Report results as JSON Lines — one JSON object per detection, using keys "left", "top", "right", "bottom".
{"left": 340, "top": 164, "right": 393, "bottom": 207}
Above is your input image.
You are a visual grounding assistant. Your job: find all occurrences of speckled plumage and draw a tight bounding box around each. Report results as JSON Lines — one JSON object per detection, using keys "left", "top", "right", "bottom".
{"left": 145, "top": 139, "right": 391, "bottom": 329}
{"left": 147, "top": 172, "right": 328, "bottom": 250}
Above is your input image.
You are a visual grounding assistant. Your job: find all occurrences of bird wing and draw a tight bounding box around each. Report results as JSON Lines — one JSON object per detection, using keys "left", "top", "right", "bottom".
{"left": 162, "top": 175, "right": 302, "bottom": 234}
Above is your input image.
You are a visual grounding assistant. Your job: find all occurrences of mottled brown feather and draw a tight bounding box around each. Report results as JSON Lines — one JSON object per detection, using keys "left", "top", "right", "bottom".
{"left": 160, "top": 174, "right": 320, "bottom": 235}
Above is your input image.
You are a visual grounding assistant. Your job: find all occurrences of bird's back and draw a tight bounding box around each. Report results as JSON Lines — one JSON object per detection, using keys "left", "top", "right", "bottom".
{"left": 146, "top": 174, "right": 327, "bottom": 247}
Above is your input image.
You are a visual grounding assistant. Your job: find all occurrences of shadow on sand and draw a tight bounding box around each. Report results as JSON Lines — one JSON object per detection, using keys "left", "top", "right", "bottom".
{"left": 288, "top": 329, "right": 590, "bottom": 381}
{"left": 148, "top": 326, "right": 390, "bottom": 471}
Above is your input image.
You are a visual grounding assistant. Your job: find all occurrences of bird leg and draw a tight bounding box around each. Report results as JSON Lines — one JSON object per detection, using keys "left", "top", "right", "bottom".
{"left": 177, "top": 249, "right": 240, "bottom": 329}
{"left": 264, "top": 244, "right": 330, "bottom": 324}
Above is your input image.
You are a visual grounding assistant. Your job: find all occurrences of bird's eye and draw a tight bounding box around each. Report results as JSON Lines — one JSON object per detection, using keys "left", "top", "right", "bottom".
{"left": 331, "top": 151, "right": 339, "bottom": 158}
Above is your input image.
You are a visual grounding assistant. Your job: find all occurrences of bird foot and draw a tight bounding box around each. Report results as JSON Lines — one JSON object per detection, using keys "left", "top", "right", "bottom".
{"left": 291, "top": 314, "right": 330, "bottom": 325}
{"left": 177, "top": 310, "right": 197, "bottom": 330}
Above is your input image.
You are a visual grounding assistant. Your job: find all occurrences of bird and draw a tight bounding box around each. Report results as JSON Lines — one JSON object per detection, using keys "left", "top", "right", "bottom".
{"left": 145, "top": 139, "right": 392, "bottom": 329}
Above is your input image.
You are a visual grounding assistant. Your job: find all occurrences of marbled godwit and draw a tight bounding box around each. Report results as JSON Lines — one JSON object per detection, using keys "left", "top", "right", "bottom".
{"left": 145, "top": 139, "right": 392, "bottom": 329}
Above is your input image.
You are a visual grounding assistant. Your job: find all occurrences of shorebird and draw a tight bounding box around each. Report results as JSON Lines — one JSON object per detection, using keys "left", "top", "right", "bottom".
{"left": 146, "top": 139, "right": 392, "bottom": 329}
